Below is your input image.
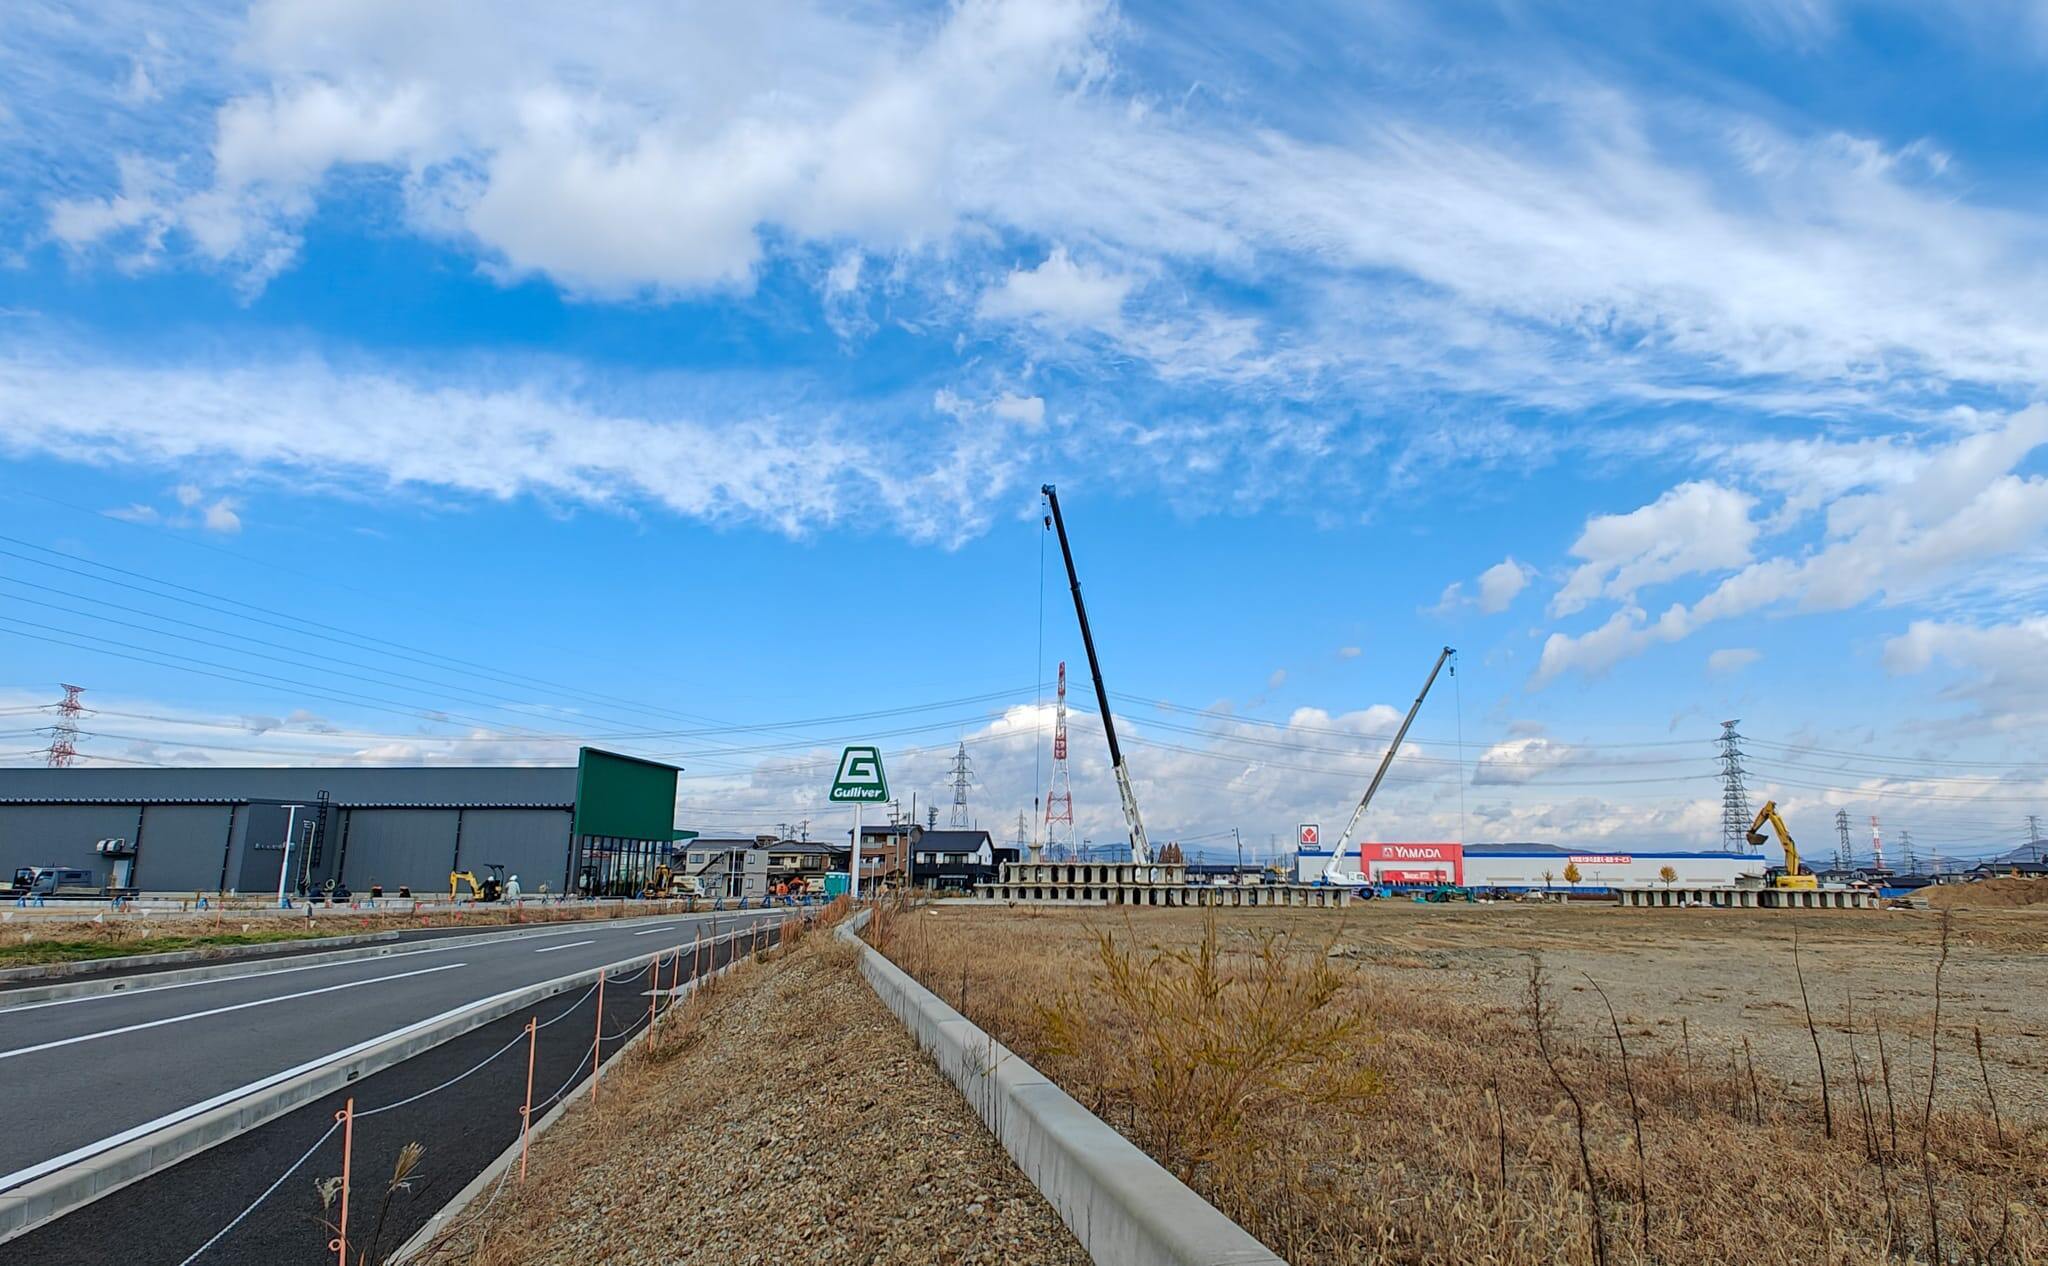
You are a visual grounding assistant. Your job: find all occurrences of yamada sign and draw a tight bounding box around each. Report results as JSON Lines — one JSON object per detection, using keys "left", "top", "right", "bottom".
{"left": 1360, "top": 842, "right": 1463, "bottom": 884}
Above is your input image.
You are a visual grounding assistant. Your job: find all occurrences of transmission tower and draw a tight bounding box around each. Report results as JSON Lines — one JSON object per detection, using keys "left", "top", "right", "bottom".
{"left": 1718, "top": 720, "right": 1752, "bottom": 851}
{"left": 1043, "top": 661, "right": 1076, "bottom": 857}
{"left": 1834, "top": 809, "right": 1852, "bottom": 871}
{"left": 2028, "top": 815, "right": 2042, "bottom": 863}
{"left": 44, "top": 683, "right": 85, "bottom": 768}
{"left": 1014, "top": 811, "right": 1029, "bottom": 851}
{"left": 1899, "top": 829, "right": 1917, "bottom": 875}
{"left": 948, "top": 741, "right": 974, "bottom": 828}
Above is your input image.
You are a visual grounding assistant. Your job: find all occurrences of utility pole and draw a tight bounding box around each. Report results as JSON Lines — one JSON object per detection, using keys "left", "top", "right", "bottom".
{"left": 1233, "top": 827, "right": 1244, "bottom": 884}
{"left": 1834, "top": 809, "right": 1852, "bottom": 871}
{"left": 1719, "top": 721, "right": 1751, "bottom": 852}
{"left": 275, "top": 804, "right": 304, "bottom": 908}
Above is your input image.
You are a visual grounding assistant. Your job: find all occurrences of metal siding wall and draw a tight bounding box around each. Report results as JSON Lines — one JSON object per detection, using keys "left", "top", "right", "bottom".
{"left": 0, "top": 804, "right": 137, "bottom": 884}
{"left": 456, "top": 809, "right": 574, "bottom": 895}
{"left": 136, "top": 805, "right": 236, "bottom": 892}
{"left": 336, "top": 809, "right": 461, "bottom": 895}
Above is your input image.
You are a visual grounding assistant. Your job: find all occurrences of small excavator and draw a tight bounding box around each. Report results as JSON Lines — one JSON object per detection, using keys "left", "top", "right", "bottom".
{"left": 1745, "top": 802, "right": 1820, "bottom": 890}
{"left": 449, "top": 862, "right": 506, "bottom": 902}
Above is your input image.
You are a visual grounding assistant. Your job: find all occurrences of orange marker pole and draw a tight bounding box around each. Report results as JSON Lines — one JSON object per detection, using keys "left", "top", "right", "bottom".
{"left": 519, "top": 1016, "right": 537, "bottom": 1182}
{"left": 647, "top": 958, "right": 658, "bottom": 1046}
{"left": 331, "top": 1098, "right": 354, "bottom": 1265}
{"left": 590, "top": 971, "right": 605, "bottom": 1104}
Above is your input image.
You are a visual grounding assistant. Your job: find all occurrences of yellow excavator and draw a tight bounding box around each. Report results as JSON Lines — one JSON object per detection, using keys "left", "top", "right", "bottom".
{"left": 449, "top": 863, "right": 506, "bottom": 902}
{"left": 1745, "top": 802, "right": 1819, "bottom": 890}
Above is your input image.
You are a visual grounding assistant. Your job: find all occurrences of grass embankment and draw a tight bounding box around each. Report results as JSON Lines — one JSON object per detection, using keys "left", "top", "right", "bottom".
{"left": 0, "top": 900, "right": 685, "bottom": 969}
{"left": 418, "top": 907, "right": 1088, "bottom": 1266}
{"left": 866, "top": 901, "right": 2045, "bottom": 1265}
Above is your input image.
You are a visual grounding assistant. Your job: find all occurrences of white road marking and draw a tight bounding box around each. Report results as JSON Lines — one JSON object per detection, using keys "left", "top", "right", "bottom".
{"left": 631, "top": 925, "right": 677, "bottom": 936}
{"left": 0, "top": 920, "right": 667, "bottom": 1016}
{"left": 0, "top": 962, "right": 468, "bottom": 1063}
{"left": 532, "top": 940, "right": 595, "bottom": 954}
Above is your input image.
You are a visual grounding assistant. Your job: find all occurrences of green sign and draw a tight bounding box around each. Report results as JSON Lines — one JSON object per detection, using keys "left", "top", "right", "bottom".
{"left": 828, "top": 745, "right": 890, "bottom": 803}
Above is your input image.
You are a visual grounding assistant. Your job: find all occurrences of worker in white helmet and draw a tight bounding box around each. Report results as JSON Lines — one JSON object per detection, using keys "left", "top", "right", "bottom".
{"left": 505, "top": 873, "right": 522, "bottom": 903}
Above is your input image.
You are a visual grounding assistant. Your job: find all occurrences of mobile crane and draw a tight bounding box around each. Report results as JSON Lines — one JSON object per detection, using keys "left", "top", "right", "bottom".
{"left": 1042, "top": 484, "right": 1151, "bottom": 866}
{"left": 1322, "top": 646, "right": 1455, "bottom": 886}
{"left": 1744, "top": 801, "right": 1820, "bottom": 890}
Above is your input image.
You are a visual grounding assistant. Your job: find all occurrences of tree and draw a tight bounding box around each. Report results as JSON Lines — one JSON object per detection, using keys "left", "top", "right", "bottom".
{"left": 1540, "top": 868, "right": 1556, "bottom": 894}
{"left": 1659, "top": 865, "right": 1678, "bottom": 889}
{"left": 1158, "top": 841, "right": 1186, "bottom": 864}
{"left": 1563, "top": 861, "right": 1582, "bottom": 894}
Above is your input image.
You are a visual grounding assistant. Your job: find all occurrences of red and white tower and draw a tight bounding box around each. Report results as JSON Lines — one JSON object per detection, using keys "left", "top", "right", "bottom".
{"left": 1043, "top": 661, "right": 1075, "bottom": 858}
{"left": 45, "top": 683, "right": 85, "bottom": 768}
{"left": 1869, "top": 814, "right": 1886, "bottom": 873}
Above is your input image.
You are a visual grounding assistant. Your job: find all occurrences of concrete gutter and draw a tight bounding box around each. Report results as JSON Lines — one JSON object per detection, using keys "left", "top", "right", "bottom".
{"left": 385, "top": 934, "right": 763, "bottom": 1263}
{"left": 839, "top": 914, "right": 1283, "bottom": 1266}
{"left": 0, "top": 919, "right": 786, "bottom": 1245}
{"left": 0, "top": 912, "right": 694, "bottom": 1008}
{"left": 0, "top": 930, "right": 405, "bottom": 986}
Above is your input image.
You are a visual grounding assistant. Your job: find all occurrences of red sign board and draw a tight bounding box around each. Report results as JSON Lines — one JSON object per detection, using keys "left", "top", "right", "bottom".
{"left": 1297, "top": 823, "right": 1320, "bottom": 848}
{"left": 1360, "top": 842, "right": 1464, "bottom": 884}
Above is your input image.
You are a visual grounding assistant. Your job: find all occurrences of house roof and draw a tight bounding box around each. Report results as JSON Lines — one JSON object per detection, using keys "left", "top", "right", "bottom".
{"left": 914, "top": 829, "right": 995, "bottom": 850}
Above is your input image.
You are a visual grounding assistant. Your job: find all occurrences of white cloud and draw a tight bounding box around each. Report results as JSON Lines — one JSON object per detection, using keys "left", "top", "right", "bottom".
{"left": 0, "top": 352, "right": 1042, "bottom": 547}
{"left": 1533, "top": 407, "right": 2048, "bottom": 686}
{"left": 31, "top": 0, "right": 2048, "bottom": 413}
{"left": 201, "top": 497, "right": 241, "bottom": 533}
{"left": 1706, "top": 647, "right": 1761, "bottom": 675}
{"left": 1337, "top": 645, "right": 1362, "bottom": 659}
{"left": 1266, "top": 668, "right": 1288, "bottom": 690}
{"left": 977, "top": 246, "right": 1134, "bottom": 331}
{"left": 1551, "top": 481, "right": 1757, "bottom": 616}
{"left": 990, "top": 393, "right": 1046, "bottom": 427}
{"left": 1476, "top": 556, "right": 1532, "bottom": 613}
{"left": 1884, "top": 617, "right": 2048, "bottom": 726}
{"left": 1473, "top": 737, "right": 1577, "bottom": 785}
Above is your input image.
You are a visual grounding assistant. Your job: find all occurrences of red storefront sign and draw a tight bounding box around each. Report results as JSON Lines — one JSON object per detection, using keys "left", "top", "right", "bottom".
{"left": 1360, "top": 842, "right": 1464, "bottom": 884}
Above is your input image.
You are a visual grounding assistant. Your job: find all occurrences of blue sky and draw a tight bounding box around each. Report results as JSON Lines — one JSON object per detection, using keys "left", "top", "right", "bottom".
{"left": 4, "top": 0, "right": 2048, "bottom": 863}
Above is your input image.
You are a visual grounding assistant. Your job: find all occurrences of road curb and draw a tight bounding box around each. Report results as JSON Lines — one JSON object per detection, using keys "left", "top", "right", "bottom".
{"left": 385, "top": 930, "right": 767, "bottom": 1264}
{"left": 840, "top": 913, "right": 1284, "bottom": 1266}
{"left": 0, "top": 911, "right": 704, "bottom": 1008}
{"left": 0, "top": 918, "right": 786, "bottom": 1246}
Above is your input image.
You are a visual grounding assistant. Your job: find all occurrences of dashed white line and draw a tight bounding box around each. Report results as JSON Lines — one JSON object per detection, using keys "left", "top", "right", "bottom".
{"left": 631, "top": 926, "right": 677, "bottom": 936}
{"left": 533, "top": 940, "right": 595, "bottom": 954}
{"left": 0, "top": 962, "right": 469, "bottom": 1062}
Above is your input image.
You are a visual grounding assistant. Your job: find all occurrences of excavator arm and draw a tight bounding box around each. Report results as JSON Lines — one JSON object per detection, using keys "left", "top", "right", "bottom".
{"left": 1744, "top": 801, "right": 1803, "bottom": 877}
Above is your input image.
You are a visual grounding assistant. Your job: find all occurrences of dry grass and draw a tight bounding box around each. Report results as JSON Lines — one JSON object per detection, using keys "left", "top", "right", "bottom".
{"left": 0, "top": 899, "right": 712, "bottom": 968}
{"left": 419, "top": 914, "right": 1087, "bottom": 1266}
{"left": 867, "top": 902, "right": 2045, "bottom": 1265}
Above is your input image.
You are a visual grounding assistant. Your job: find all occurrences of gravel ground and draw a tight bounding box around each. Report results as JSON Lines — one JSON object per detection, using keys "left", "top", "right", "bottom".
{"left": 420, "top": 931, "right": 1089, "bottom": 1266}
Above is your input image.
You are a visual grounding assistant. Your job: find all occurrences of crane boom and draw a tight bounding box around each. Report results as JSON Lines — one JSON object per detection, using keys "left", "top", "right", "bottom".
{"left": 1323, "top": 646, "right": 1455, "bottom": 884}
{"left": 1042, "top": 484, "right": 1150, "bottom": 865}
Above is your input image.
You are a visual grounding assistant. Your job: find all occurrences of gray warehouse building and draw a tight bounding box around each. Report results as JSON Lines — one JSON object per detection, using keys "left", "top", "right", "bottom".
{"left": 0, "top": 747, "right": 682, "bottom": 899}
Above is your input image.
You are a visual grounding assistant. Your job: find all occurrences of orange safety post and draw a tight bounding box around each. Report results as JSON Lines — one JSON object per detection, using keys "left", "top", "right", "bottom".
{"left": 669, "top": 948, "right": 682, "bottom": 1001}
{"left": 591, "top": 970, "right": 605, "bottom": 1104}
{"left": 647, "top": 957, "right": 658, "bottom": 1047}
{"left": 519, "top": 1016, "right": 537, "bottom": 1182}
{"left": 330, "top": 1097, "right": 355, "bottom": 1265}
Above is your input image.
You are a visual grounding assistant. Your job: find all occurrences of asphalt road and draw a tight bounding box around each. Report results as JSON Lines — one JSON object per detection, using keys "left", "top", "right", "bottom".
{"left": 4, "top": 922, "right": 766, "bottom": 1265}
{"left": 0, "top": 908, "right": 780, "bottom": 1191}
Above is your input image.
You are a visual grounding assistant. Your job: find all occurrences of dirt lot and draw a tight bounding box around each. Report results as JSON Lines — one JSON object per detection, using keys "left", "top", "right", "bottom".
{"left": 420, "top": 926, "right": 1088, "bottom": 1266}
{"left": 870, "top": 898, "right": 2047, "bottom": 1265}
